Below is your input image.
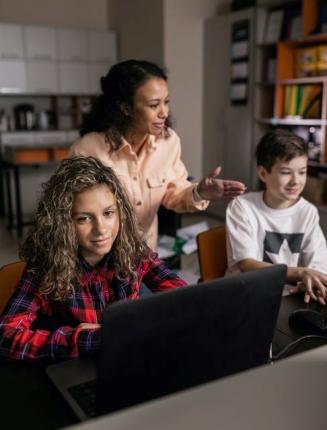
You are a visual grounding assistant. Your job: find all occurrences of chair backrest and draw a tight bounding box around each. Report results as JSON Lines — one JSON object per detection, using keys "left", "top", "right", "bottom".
{"left": 196, "top": 225, "right": 227, "bottom": 281}
{"left": 0, "top": 261, "right": 26, "bottom": 315}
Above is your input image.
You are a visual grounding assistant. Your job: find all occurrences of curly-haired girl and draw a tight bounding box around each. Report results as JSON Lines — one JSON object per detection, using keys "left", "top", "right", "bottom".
{"left": 0, "top": 156, "right": 186, "bottom": 362}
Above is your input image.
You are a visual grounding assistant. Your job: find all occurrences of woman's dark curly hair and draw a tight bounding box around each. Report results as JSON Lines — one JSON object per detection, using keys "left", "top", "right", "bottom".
{"left": 19, "top": 156, "right": 149, "bottom": 301}
{"left": 80, "top": 59, "right": 173, "bottom": 149}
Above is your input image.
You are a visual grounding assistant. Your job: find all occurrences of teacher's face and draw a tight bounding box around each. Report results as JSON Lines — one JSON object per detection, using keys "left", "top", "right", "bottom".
{"left": 129, "top": 77, "right": 170, "bottom": 136}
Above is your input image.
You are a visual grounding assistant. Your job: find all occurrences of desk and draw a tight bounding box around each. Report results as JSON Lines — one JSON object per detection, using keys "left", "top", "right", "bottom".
{"left": 69, "top": 345, "right": 327, "bottom": 430}
{"left": 1, "top": 293, "right": 326, "bottom": 430}
{"left": 272, "top": 294, "right": 327, "bottom": 358}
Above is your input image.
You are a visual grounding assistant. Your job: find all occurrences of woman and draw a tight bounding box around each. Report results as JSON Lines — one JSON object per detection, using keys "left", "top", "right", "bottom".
{"left": 70, "top": 60, "right": 245, "bottom": 249}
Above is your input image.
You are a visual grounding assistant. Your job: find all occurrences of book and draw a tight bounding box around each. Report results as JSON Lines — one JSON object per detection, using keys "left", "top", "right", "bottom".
{"left": 302, "top": 86, "right": 322, "bottom": 118}
{"left": 265, "top": 9, "right": 284, "bottom": 44}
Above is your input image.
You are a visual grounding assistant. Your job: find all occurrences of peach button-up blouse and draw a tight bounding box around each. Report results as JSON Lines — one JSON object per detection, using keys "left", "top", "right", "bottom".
{"left": 70, "top": 129, "right": 208, "bottom": 249}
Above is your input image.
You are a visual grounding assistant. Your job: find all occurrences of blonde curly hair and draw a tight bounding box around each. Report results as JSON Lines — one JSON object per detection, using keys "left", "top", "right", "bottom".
{"left": 19, "top": 156, "right": 149, "bottom": 301}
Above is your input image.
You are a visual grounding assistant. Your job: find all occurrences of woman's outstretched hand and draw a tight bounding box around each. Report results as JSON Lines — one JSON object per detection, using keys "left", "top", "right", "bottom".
{"left": 197, "top": 166, "right": 246, "bottom": 200}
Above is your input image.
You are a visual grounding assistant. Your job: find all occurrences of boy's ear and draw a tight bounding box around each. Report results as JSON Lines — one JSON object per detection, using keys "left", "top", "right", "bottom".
{"left": 257, "top": 165, "right": 267, "bottom": 183}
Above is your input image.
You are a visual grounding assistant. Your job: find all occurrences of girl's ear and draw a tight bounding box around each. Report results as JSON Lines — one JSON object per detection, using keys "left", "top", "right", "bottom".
{"left": 257, "top": 165, "right": 267, "bottom": 183}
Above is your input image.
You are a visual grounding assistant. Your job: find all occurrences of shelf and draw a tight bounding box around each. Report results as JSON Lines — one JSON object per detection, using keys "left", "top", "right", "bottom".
{"left": 255, "top": 81, "right": 275, "bottom": 86}
{"left": 256, "top": 118, "right": 327, "bottom": 126}
{"left": 277, "top": 77, "right": 327, "bottom": 85}
{"left": 308, "top": 160, "right": 327, "bottom": 168}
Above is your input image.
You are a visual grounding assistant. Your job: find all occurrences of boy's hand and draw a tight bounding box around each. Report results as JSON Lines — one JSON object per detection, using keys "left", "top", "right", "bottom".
{"left": 289, "top": 268, "right": 327, "bottom": 305}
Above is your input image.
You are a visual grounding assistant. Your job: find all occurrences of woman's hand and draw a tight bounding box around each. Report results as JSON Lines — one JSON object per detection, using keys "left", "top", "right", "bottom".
{"left": 197, "top": 166, "right": 246, "bottom": 201}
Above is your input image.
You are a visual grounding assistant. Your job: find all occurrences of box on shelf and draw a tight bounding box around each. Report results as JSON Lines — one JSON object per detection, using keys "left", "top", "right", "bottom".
{"left": 295, "top": 62, "right": 316, "bottom": 77}
{"left": 295, "top": 46, "right": 317, "bottom": 64}
{"left": 316, "top": 61, "right": 327, "bottom": 76}
{"left": 317, "top": 45, "right": 327, "bottom": 62}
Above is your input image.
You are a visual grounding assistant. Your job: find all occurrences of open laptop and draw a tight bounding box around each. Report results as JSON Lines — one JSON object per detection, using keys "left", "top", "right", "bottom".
{"left": 46, "top": 264, "right": 286, "bottom": 421}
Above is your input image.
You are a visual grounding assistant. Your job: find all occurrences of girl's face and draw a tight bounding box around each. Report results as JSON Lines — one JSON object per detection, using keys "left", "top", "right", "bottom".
{"left": 128, "top": 77, "right": 170, "bottom": 137}
{"left": 72, "top": 184, "right": 120, "bottom": 266}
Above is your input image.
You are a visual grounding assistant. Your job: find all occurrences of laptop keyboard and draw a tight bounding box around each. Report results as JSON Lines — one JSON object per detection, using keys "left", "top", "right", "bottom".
{"left": 68, "top": 379, "right": 97, "bottom": 418}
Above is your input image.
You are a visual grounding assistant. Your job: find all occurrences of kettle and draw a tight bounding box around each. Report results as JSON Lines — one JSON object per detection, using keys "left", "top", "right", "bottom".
{"left": 14, "top": 103, "right": 35, "bottom": 130}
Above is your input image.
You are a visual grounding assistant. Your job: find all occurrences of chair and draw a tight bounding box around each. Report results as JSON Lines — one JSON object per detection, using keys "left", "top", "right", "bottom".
{"left": 0, "top": 261, "right": 26, "bottom": 315}
{"left": 196, "top": 225, "right": 227, "bottom": 281}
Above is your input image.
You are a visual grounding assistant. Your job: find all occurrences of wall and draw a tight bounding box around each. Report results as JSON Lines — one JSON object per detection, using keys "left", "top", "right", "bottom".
{"left": 108, "top": 0, "right": 164, "bottom": 66}
{"left": 0, "top": 0, "right": 109, "bottom": 29}
{"left": 164, "top": 0, "right": 220, "bottom": 180}
{"left": 109, "top": 0, "right": 222, "bottom": 180}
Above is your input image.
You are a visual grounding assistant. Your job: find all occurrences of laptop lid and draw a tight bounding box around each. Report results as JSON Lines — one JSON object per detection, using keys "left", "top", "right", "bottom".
{"left": 96, "top": 264, "right": 286, "bottom": 416}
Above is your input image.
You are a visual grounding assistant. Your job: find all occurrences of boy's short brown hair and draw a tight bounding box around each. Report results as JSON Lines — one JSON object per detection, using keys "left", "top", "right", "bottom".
{"left": 256, "top": 128, "right": 308, "bottom": 172}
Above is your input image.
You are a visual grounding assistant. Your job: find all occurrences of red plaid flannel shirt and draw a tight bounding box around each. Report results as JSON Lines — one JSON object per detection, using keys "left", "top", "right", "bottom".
{"left": 0, "top": 252, "right": 186, "bottom": 362}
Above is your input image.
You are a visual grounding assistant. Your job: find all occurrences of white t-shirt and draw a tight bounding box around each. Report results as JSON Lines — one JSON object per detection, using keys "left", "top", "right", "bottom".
{"left": 226, "top": 191, "right": 327, "bottom": 275}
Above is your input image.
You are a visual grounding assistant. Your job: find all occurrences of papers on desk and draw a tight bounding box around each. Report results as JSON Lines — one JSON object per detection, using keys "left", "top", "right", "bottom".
{"left": 157, "top": 235, "right": 176, "bottom": 259}
{"left": 157, "top": 221, "right": 211, "bottom": 258}
{"left": 177, "top": 221, "right": 210, "bottom": 255}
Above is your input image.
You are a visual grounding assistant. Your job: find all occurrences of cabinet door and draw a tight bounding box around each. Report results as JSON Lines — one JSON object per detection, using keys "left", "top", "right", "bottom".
{"left": 0, "top": 24, "right": 24, "bottom": 59}
{"left": 58, "top": 62, "right": 89, "bottom": 94}
{"left": 88, "top": 63, "right": 111, "bottom": 94}
{"left": 25, "top": 61, "right": 58, "bottom": 93}
{"left": 56, "top": 29, "right": 87, "bottom": 62}
{"left": 0, "top": 60, "right": 26, "bottom": 93}
{"left": 24, "top": 26, "right": 57, "bottom": 60}
{"left": 87, "top": 31, "right": 117, "bottom": 63}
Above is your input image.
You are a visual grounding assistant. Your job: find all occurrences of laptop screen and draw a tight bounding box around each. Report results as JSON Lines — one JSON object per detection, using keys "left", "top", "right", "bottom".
{"left": 96, "top": 264, "right": 286, "bottom": 416}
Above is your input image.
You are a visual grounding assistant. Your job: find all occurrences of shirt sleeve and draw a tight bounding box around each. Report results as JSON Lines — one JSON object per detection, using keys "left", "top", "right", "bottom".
{"left": 0, "top": 272, "right": 100, "bottom": 362}
{"left": 226, "top": 197, "right": 260, "bottom": 267}
{"left": 299, "top": 207, "right": 327, "bottom": 273}
{"left": 140, "top": 252, "right": 188, "bottom": 292}
{"left": 161, "top": 134, "right": 209, "bottom": 212}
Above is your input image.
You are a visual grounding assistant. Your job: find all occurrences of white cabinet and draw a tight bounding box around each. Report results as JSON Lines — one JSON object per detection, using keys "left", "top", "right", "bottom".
{"left": 24, "top": 26, "right": 57, "bottom": 60}
{"left": 0, "top": 24, "right": 24, "bottom": 59}
{"left": 87, "top": 31, "right": 117, "bottom": 63}
{"left": 58, "top": 62, "right": 88, "bottom": 94}
{"left": 25, "top": 61, "right": 58, "bottom": 93}
{"left": 0, "top": 60, "right": 26, "bottom": 93}
{"left": 56, "top": 29, "right": 87, "bottom": 62}
{"left": 0, "top": 23, "right": 117, "bottom": 95}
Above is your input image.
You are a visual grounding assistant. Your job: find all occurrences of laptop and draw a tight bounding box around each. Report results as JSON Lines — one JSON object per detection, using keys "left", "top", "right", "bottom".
{"left": 46, "top": 264, "right": 286, "bottom": 421}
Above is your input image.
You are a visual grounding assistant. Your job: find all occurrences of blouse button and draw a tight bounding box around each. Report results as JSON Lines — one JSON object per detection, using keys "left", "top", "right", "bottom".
{"left": 136, "top": 201, "right": 142, "bottom": 206}
{"left": 133, "top": 176, "right": 138, "bottom": 181}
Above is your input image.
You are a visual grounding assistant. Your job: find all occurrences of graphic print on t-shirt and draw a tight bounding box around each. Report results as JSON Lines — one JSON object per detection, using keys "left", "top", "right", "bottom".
{"left": 263, "top": 231, "right": 304, "bottom": 266}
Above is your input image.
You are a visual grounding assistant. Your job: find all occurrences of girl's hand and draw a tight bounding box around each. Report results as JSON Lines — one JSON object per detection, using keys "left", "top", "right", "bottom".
{"left": 78, "top": 323, "right": 101, "bottom": 330}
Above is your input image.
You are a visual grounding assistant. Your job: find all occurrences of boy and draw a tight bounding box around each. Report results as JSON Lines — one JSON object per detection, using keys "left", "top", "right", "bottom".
{"left": 226, "top": 128, "right": 327, "bottom": 305}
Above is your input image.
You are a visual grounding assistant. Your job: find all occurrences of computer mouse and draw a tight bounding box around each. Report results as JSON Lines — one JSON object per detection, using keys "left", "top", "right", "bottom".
{"left": 288, "top": 309, "right": 327, "bottom": 334}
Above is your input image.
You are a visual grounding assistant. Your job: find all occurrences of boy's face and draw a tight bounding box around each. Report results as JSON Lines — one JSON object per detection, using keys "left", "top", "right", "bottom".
{"left": 257, "top": 155, "right": 308, "bottom": 209}
{"left": 72, "top": 184, "right": 120, "bottom": 267}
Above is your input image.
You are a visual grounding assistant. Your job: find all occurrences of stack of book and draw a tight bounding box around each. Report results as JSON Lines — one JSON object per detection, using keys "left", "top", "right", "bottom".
{"left": 283, "top": 85, "right": 322, "bottom": 118}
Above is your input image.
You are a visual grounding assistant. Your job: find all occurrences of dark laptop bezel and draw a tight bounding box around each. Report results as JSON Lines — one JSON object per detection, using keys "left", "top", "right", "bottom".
{"left": 96, "top": 264, "right": 286, "bottom": 416}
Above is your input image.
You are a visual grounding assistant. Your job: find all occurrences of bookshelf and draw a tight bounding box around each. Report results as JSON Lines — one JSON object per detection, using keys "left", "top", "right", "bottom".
{"left": 256, "top": 1, "right": 327, "bottom": 163}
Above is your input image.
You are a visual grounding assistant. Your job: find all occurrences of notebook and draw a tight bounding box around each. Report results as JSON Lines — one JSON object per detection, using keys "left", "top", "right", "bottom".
{"left": 46, "top": 264, "right": 286, "bottom": 421}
